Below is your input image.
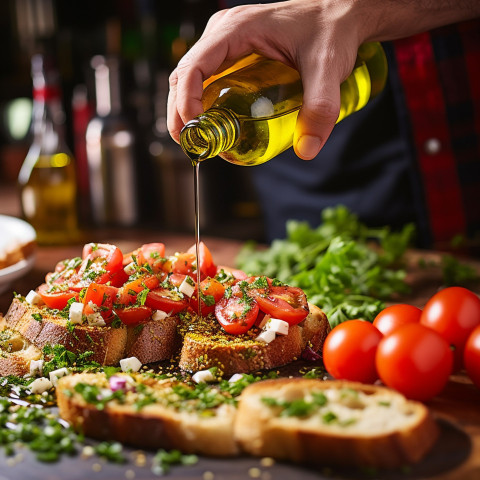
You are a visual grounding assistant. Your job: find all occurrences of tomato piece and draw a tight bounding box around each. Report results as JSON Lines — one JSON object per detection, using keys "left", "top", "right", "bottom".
{"left": 420, "top": 286, "right": 480, "bottom": 370}
{"left": 323, "top": 319, "right": 382, "bottom": 384}
{"left": 250, "top": 285, "right": 309, "bottom": 326}
{"left": 376, "top": 323, "right": 453, "bottom": 401}
{"left": 145, "top": 287, "right": 189, "bottom": 314}
{"left": 108, "top": 268, "right": 130, "bottom": 288}
{"left": 464, "top": 325, "right": 480, "bottom": 389}
{"left": 136, "top": 243, "right": 166, "bottom": 273}
{"left": 171, "top": 252, "right": 197, "bottom": 277}
{"left": 373, "top": 304, "right": 422, "bottom": 336}
{"left": 45, "top": 256, "right": 83, "bottom": 287}
{"left": 187, "top": 242, "right": 217, "bottom": 278}
{"left": 190, "top": 278, "right": 226, "bottom": 316}
{"left": 114, "top": 305, "right": 153, "bottom": 325}
{"left": 116, "top": 274, "right": 161, "bottom": 306}
{"left": 215, "top": 295, "right": 259, "bottom": 335}
{"left": 70, "top": 243, "right": 124, "bottom": 290}
{"left": 37, "top": 283, "right": 78, "bottom": 310}
{"left": 83, "top": 283, "right": 118, "bottom": 320}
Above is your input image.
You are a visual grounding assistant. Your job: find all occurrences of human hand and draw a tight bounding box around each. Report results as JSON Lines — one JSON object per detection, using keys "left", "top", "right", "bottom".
{"left": 167, "top": 0, "right": 479, "bottom": 160}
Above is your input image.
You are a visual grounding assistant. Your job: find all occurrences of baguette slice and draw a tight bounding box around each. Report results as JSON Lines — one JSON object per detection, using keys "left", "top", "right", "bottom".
{"left": 178, "top": 303, "right": 329, "bottom": 376}
{"left": 235, "top": 378, "right": 439, "bottom": 469}
{"left": 0, "top": 316, "right": 42, "bottom": 376}
{"left": 4, "top": 298, "right": 180, "bottom": 366}
{"left": 57, "top": 372, "right": 239, "bottom": 456}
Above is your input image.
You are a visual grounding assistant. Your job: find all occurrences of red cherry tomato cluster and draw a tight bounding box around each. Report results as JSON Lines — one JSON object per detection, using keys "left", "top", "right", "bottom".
{"left": 35, "top": 241, "right": 310, "bottom": 334}
{"left": 323, "top": 286, "right": 480, "bottom": 401}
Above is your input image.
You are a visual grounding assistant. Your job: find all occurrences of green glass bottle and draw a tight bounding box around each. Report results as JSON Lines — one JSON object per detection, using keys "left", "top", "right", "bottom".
{"left": 180, "top": 42, "right": 388, "bottom": 166}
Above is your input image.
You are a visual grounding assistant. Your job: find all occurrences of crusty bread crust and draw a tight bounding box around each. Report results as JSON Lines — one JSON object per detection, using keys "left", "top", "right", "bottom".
{"left": 179, "top": 303, "right": 330, "bottom": 376}
{"left": 57, "top": 372, "right": 239, "bottom": 456}
{"left": 234, "top": 378, "right": 439, "bottom": 469}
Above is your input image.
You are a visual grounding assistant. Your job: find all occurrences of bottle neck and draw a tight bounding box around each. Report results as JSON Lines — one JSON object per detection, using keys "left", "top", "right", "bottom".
{"left": 179, "top": 108, "right": 239, "bottom": 164}
{"left": 91, "top": 56, "right": 123, "bottom": 117}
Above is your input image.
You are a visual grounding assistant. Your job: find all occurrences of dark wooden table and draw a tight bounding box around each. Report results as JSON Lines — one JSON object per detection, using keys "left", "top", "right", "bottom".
{"left": 1, "top": 227, "right": 480, "bottom": 480}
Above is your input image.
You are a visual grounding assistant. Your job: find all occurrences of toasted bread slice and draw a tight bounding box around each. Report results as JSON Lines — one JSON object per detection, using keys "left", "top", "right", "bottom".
{"left": 235, "top": 378, "right": 439, "bottom": 469}
{"left": 57, "top": 372, "right": 239, "bottom": 456}
{"left": 178, "top": 303, "right": 329, "bottom": 376}
{"left": 4, "top": 298, "right": 179, "bottom": 366}
{"left": 0, "top": 316, "right": 42, "bottom": 376}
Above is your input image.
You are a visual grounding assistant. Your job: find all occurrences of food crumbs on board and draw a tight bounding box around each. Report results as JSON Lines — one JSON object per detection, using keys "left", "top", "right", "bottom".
{"left": 125, "top": 469, "right": 136, "bottom": 479}
{"left": 248, "top": 467, "right": 262, "bottom": 478}
{"left": 203, "top": 471, "right": 215, "bottom": 480}
{"left": 260, "top": 457, "right": 275, "bottom": 467}
{"left": 133, "top": 451, "right": 147, "bottom": 467}
{"left": 92, "top": 462, "right": 102, "bottom": 472}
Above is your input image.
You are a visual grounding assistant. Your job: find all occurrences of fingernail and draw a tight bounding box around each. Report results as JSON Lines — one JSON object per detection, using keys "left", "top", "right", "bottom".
{"left": 296, "top": 135, "right": 322, "bottom": 159}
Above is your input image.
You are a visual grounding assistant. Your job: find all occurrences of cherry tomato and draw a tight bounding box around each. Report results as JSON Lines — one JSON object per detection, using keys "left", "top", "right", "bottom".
{"left": 322, "top": 319, "right": 382, "bottom": 384}
{"left": 145, "top": 287, "right": 189, "bottom": 314}
{"left": 136, "top": 243, "right": 166, "bottom": 273}
{"left": 71, "top": 243, "right": 124, "bottom": 290}
{"left": 171, "top": 252, "right": 197, "bottom": 277}
{"left": 116, "top": 274, "right": 161, "bottom": 305}
{"left": 190, "top": 277, "right": 226, "bottom": 316}
{"left": 420, "top": 286, "right": 480, "bottom": 370}
{"left": 250, "top": 285, "right": 309, "bottom": 326}
{"left": 215, "top": 295, "right": 259, "bottom": 335}
{"left": 82, "top": 283, "right": 118, "bottom": 320}
{"left": 45, "top": 256, "right": 82, "bottom": 287}
{"left": 188, "top": 242, "right": 217, "bottom": 279}
{"left": 464, "top": 325, "right": 480, "bottom": 389}
{"left": 373, "top": 304, "right": 422, "bottom": 336}
{"left": 37, "top": 283, "right": 78, "bottom": 310}
{"left": 376, "top": 323, "right": 453, "bottom": 401}
{"left": 114, "top": 305, "right": 153, "bottom": 325}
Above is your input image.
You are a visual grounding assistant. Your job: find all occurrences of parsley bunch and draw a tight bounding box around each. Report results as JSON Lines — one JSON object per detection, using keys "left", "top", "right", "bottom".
{"left": 236, "top": 206, "right": 414, "bottom": 327}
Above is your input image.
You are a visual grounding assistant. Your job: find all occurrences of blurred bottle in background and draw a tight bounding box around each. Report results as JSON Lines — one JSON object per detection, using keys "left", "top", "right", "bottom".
{"left": 18, "top": 53, "right": 80, "bottom": 244}
{"left": 86, "top": 55, "right": 139, "bottom": 227}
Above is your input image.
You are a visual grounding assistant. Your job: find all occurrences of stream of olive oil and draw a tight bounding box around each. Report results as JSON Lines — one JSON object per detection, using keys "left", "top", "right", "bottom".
{"left": 192, "top": 160, "right": 202, "bottom": 315}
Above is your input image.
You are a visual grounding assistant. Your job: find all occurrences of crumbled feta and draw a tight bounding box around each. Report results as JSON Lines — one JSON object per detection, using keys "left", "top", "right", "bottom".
{"left": 255, "top": 329, "right": 276, "bottom": 344}
{"left": 265, "top": 318, "right": 289, "bottom": 336}
{"left": 152, "top": 310, "right": 169, "bottom": 321}
{"left": 25, "top": 290, "right": 44, "bottom": 306}
{"left": 192, "top": 369, "right": 216, "bottom": 384}
{"left": 228, "top": 373, "right": 245, "bottom": 383}
{"left": 49, "top": 367, "right": 69, "bottom": 386}
{"left": 29, "top": 359, "right": 44, "bottom": 377}
{"left": 120, "top": 356, "right": 142, "bottom": 372}
{"left": 69, "top": 301, "right": 84, "bottom": 325}
{"left": 29, "top": 377, "right": 53, "bottom": 394}
{"left": 178, "top": 277, "right": 195, "bottom": 297}
{"left": 86, "top": 312, "right": 106, "bottom": 327}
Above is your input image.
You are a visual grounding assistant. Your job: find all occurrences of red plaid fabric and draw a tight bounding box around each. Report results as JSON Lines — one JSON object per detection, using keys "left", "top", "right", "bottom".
{"left": 393, "top": 19, "right": 480, "bottom": 251}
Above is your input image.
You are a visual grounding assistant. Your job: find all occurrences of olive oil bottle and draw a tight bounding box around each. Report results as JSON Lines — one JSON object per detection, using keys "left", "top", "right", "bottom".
{"left": 180, "top": 42, "right": 388, "bottom": 165}
{"left": 18, "top": 54, "right": 80, "bottom": 245}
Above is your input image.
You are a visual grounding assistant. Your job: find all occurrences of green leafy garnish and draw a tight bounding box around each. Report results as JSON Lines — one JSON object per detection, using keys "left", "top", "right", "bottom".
{"left": 152, "top": 449, "right": 198, "bottom": 476}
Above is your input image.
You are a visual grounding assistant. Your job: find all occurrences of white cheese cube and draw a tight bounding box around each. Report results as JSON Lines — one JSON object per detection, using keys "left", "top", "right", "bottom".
{"left": 49, "top": 367, "right": 69, "bottom": 386}
{"left": 29, "top": 359, "right": 44, "bottom": 377}
{"left": 86, "top": 312, "right": 106, "bottom": 327}
{"left": 178, "top": 277, "right": 195, "bottom": 297}
{"left": 255, "top": 329, "right": 276, "bottom": 344}
{"left": 152, "top": 310, "right": 169, "bottom": 321}
{"left": 69, "top": 302, "right": 84, "bottom": 325}
{"left": 228, "top": 373, "right": 244, "bottom": 383}
{"left": 192, "top": 369, "right": 216, "bottom": 384}
{"left": 120, "top": 356, "right": 142, "bottom": 373}
{"left": 29, "top": 377, "right": 53, "bottom": 394}
{"left": 265, "top": 318, "right": 289, "bottom": 336}
{"left": 25, "top": 290, "right": 44, "bottom": 306}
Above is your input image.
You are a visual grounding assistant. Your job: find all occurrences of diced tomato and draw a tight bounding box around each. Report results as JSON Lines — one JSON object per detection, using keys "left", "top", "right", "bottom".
{"left": 145, "top": 287, "right": 189, "bottom": 314}
{"left": 215, "top": 294, "right": 259, "bottom": 335}
{"left": 114, "top": 305, "right": 153, "bottom": 325}
{"left": 249, "top": 285, "right": 309, "bottom": 326}
{"left": 187, "top": 242, "right": 217, "bottom": 278}
{"left": 83, "top": 283, "right": 118, "bottom": 320}
{"left": 109, "top": 268, "right": 130, "bottom": 288}
{"left": 167, "top": 273, "right": 194, "bottom": 289}
{"left": 45, "top": 256, "right": 82, "bottom": 287}
{"left": 190, "top": 277, "right": 226, "bottom": 316}
{"left": 171, "top": 252, "right": 197, "bottom": 277}
{"left": 37, "top": 283, "right": 78, "bottom": 310}
{"left": 136, "top": 243, "right": 166, "bottom": 273}
{"left": 70, "top": 243, "right": 124, "bottom": 290}
{"left": 116, "top": 274, "right": 161, "bottom": 306}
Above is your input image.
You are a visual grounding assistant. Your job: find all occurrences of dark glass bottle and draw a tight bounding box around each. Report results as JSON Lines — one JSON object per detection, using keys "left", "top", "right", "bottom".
{"left": 18, "top": 54, "right": 80, "bottom": 245}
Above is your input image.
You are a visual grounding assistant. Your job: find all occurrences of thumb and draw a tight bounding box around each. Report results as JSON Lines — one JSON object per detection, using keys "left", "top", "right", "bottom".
{"left": 293, "top": 65, "right": 341, "bottom": 160}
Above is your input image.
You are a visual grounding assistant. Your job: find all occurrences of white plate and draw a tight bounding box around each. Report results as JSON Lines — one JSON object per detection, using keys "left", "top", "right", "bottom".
{"left": 0, "top": 215, "right": 36, "bottom": 295}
